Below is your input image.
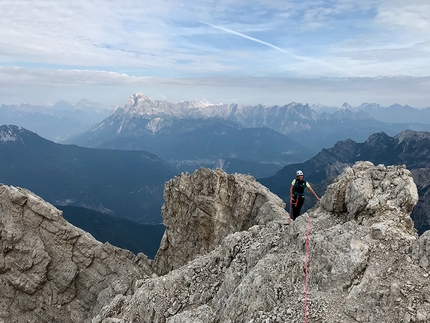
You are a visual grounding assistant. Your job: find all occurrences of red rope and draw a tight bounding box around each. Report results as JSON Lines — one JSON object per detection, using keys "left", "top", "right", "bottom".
{"left": 303, "top": 215, "right": 311, "bottom": 323}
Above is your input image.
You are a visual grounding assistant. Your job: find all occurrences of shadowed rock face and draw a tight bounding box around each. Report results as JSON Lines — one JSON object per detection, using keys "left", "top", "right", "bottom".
{"left": 3, "top": 161, "right": 430, "bottom": 323}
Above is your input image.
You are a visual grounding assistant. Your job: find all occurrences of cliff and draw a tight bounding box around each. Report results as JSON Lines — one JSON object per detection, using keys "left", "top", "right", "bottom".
{"left": 2, "top": 161, "right": 430, "bottom": 322}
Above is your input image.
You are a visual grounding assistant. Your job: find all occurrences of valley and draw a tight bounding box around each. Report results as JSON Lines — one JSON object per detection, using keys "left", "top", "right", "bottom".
{"left": 2, "top": 94, "right": 430, "bottom": 254}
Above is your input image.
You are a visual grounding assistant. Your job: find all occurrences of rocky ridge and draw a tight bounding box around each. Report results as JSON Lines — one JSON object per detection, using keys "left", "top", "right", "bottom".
{"left": 0, "top": 185, "right": 152, "bottom": 322}
{"left": 260, "top": 130, "right": 430, "bottom": 234}
{"left": 93, "top": 161, "right": 430, "bottom": 323}
{"left": 116, "top": 93, "right": 317, "bottom": 125}
{"left": 83, "top": 93, "right": 317, "bottom": 143}
{"left": 2, "top": 161, "right": 430, "bottom": 322}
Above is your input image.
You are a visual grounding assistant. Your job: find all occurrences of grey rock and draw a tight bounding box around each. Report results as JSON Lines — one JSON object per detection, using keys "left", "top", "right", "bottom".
{"left": 0, "top": 185, "right": 152, "bottom": 322}
{"left": 152, "top": 168, "right": 287, "bottom": 275}
{"left": 93, "top": 162, "right": 429, "bottom": 323}
{"left": 3, "top": 161, "right": 430, "bottom": 323}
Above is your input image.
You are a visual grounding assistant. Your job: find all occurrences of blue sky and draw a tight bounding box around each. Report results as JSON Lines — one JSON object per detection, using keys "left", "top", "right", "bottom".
{"left": 1, "top": 0, "right": 430, "bottom": 108}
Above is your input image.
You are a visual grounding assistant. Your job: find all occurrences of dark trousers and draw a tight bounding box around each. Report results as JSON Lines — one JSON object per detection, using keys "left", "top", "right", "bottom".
{"left": 291, "top": 195, "right": 305, "bottom": 220}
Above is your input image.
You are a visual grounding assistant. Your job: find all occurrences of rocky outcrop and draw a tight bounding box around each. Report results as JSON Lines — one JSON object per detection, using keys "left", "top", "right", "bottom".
{"left": 0, "top": 185, "right": 152, "bottom": 323}
{"left": 260, "top": 130, "right": 430, "bottom": 234}
{"left": 3, "top": 162, "right": 430, "bottom": 323}
{"left": 93, "top": 162, "right": 430, "bottom": 323}
{"left": 153, "top": 168, "right": 287, "bottom": 275}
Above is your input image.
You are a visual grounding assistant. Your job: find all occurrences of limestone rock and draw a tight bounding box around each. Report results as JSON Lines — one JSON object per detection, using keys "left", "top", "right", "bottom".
{"left": 0, "top": 184, "right": 152, "bottom": 323}
{"left": 321, "top": 161, "right": 418, "bottom": 223}
{"left": 152, "top": 168, "right": 287, "bottom": 275}
{"left": 93, "top": 162, "right": 430, "bottom": 323}
{"left": 3, "top": 162, "right": 429, "bottom": 323}
{"left": 412, "top": 230, "right": 430, "bottom": 269}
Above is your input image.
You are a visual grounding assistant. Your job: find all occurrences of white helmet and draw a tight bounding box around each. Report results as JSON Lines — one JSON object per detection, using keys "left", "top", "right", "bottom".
{"left": 296, "top": 170, "right": 304, "bottom": 176}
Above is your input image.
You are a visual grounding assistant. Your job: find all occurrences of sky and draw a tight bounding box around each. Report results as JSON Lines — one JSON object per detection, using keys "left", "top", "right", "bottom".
{"left": 1, "top": 0, "right": 430, "bottom": 108}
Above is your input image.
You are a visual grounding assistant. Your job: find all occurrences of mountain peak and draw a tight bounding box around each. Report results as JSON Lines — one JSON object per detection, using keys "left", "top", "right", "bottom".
{"left": 53, "top": 99, "right": 74, "bottom": 109}
{"left": 341, "top": 102, "right": 353, "bottom": 110}
{"left": 127, "top": 93, "right": 155, "bottom": 106}
{"left": 116, "top": 93, "right": 219, "bottom": 118}
{"left": 363, "top": 131, "right": 392, "bottom": 149}
{"left": 395, "top": 129, "right": 430, "bottom": 144}
{"left": 0, "top": 124, "right": 27, "bottom": 143}
{"left": 114, "top": 93, "right": 158, "bottom": 117}
{"left": 0, "top": 125, "right": 50, "bottom": 149}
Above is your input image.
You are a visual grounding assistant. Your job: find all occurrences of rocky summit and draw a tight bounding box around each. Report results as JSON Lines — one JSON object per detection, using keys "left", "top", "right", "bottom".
{"left": 2, "top": 161, "right": 430, "bottom": 322}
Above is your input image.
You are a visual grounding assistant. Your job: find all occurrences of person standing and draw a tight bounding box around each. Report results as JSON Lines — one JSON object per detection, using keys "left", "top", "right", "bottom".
{"left": 289, "top": 170, "right": 320, "bottom": 220}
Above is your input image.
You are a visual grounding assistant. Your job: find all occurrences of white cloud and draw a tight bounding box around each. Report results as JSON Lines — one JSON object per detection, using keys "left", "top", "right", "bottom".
{"left": 1, "top": 67, "right": 429, "bottom": 109}
{"left": 0, "top": 66, "right": 153, "bottom": 85}
{"left": 0, "top": 1, "right": 173, "bottom": 66}
{"left": 0, "top": 0, "right": 430, "bottom": 107}
{"left": 376, "top": 1, "right": 430, "bottom": 35}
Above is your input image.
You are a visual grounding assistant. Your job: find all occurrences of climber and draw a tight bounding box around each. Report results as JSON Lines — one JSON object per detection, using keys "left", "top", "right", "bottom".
{"left": 289, "top": 170, "right": 320, "bottom": 220}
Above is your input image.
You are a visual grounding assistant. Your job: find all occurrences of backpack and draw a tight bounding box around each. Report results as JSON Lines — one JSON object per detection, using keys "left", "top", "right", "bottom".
{"left": 292, "top": 179, "right": 307, "bottom": 196}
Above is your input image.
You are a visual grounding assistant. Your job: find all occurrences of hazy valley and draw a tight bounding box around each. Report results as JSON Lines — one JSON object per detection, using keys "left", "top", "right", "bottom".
{"left": 2, "top": 94, "right": 430, "bottom": 251}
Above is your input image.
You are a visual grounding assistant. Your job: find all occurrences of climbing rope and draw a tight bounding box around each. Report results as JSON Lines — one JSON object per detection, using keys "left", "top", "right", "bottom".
{"left": 303, "top": 215, "right": 311, "bottom": 323}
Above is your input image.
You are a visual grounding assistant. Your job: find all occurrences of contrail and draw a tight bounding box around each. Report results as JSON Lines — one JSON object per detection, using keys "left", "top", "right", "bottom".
{"left": 201, "top": 21, "right": 347, "bottom": 75}
{"left": 202, "top": 21, "right": 296, "bottom": 57}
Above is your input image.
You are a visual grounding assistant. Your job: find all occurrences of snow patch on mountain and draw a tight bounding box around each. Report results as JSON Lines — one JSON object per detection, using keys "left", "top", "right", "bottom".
{"left": 115, "top": 93, "right": 224, "bottom": 119}
{"left": 108, "top": 93, "right": 319, "bottom": 130}
{"left": 0, "top": 125, "right": 23, "bottom": 143}
{"left": 146, "top": 117, "right": 164, "bottom": 134}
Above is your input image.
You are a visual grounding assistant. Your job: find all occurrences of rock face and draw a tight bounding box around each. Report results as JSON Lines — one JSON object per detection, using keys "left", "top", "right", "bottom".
{"left": 0, "top": 185, "right": 151, "bottom": 323}
{"left": 3, "top": 161, "right": 430, "bottom": 323}
{"left": 153, "top": 168, "right": 287, "bottom": 275}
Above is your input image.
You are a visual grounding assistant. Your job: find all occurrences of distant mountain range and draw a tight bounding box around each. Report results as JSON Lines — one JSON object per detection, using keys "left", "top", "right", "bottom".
{"left": 67, "top": 93, "right": 430, "bottom": 175}
{"left": 0, "top": 99, "right": 113, "bottom": 141}
{"left": 0, "top": 125, "right": 175, "bottom": 223}
{"left": 351, "top": 102, "right": 430, "bottom": 124}
{"left": 3, "top": 94, "right": 430, "bottom": 177}
{"left": 259, "top": 130, "right": 430, "bottom": 234}
{"left": 3, "top": 93, "right": 430, "bottom": 232}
